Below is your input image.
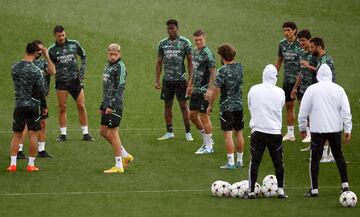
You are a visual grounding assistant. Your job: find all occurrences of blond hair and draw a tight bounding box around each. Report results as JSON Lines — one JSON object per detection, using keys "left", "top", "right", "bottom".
{"left": 108, "top": 43, "right": 121, "bottom": 52}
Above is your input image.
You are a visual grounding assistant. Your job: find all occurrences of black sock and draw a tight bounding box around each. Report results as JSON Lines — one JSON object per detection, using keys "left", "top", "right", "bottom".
{"left": 166, "top": 124, "right": 173, "bottom": 133}
{"left": 185, "top": 125, "right": 190, "bottom": 133}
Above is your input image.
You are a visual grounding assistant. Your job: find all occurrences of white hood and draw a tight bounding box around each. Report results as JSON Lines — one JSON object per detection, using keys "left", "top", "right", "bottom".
{"left": 262, "top": 64, "right": 278, "bottom": 85}
{"left": 317, "top": 64, "right": 332, "bottom": 82}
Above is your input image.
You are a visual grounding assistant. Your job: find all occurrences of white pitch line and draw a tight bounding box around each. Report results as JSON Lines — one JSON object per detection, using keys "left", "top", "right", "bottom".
{"left": 1, "top": 186, "right": 358, "bottom": 197}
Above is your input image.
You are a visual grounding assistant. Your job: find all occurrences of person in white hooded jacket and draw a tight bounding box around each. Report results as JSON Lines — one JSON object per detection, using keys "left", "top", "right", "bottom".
{"left": 298, "top": 64, "right": 352, "bottom": 197}
{"left": 247, "top": 64, "right": 287, "bottom": 199}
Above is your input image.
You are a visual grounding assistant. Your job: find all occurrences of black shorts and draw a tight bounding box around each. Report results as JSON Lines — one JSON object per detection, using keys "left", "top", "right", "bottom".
{"left": 101, "top": 110, "right": 122, "bottom": 128}
{"left": 283, "top": 83, "right": 296, "bottom": 102}
{"left": 189, "top": 93, "right": 209, "bottom": 113}
{"left": 220, "top": 110, "right": 244, "bottom": 131}
{"left": 161, "top": 80, "right": 187, "bottom": 102}
{"left": 55, "top": 78, "right": 83, "bottom": 100}
{"left": 13, "top": 106, "right": 41, "bottom": 132}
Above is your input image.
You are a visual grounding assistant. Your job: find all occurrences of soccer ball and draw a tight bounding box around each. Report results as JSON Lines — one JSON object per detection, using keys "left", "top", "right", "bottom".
{"left": 230, "top": 180, "right": 249, "bottom": 198}
{"left": 211, "top": 180, "right": 231, "bottom": 197}
{"left": 262, "top": 174, "right": 278, "bottom": 186}
{"left": 261, "top": 175, "right": 278, "bottom": 197}
{"left": 339, "top": 191, "right": 357, "bottom": 207}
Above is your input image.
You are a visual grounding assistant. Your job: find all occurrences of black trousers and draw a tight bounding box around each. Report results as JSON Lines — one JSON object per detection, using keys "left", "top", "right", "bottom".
{"left": 310, "top": 132, "right": 348, "bottom": 190}
{"left": 249, "top": 131, "right": 284, "bottom": 192}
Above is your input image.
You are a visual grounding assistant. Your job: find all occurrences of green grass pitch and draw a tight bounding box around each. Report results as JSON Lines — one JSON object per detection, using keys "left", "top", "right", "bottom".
{"left": 0, "top": 0, "right": 359, "bottom": 216}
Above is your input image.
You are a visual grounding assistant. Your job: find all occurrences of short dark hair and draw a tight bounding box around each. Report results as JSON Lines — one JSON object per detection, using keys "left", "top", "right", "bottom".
{"left": 217, "top": 44, "right": 236, "bottom": 61}
{"left": 53, "top": 25, "right": 65, "bottom": 33}
{"left": 26, "top": 42, "right": 41, "bottom": 54}
{"left": 193, "top": 29, "right": 205, "bottom": 37}
{"left": 282, "top": 21, "right": 297, "bottom": 30}
{"left": 166, "top": 19, "right": 178, "bottom": 27}
{"left": 297, "top": 29, "right": 312, "bottom": 40}
{"left": 310, "top": 37, "right": 325, "bottom": 49}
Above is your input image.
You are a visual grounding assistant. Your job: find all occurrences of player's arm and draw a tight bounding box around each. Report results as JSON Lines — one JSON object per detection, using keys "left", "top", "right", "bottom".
{"left": 155, "top": 56, "right": 163, "bottom": 90}
{"left": 298, "top": 89, "right": 312, "bottom": 138}
{"left": 204, "top": 67, "right": 216, "bottom": 101}
{"left": 290, "top": 73, "right": 301, "bottom": 99}
{"left": 77, "top": 42, "right": 87, "bottom": 80}
{"left": 185, "top": 53, "right": 193, "bottom": 96}
{"left": 340, "top": 89, "right": 352, "bottom": 143}
{"left": 300, "top": 60, "right": 317, "bottom": 72}
{"left": 206, "top": 86, "right": 220, "bottom": 115}
{"left": 275, "top": 44, "right": 283, "bottom": 71}
{"left": 34, "top": 69, "right": 47, "bottom": 110}
{"left": 42, "top": 46, "right": 56, "bottom": 75}
{"left": 103, "top": 71, "right": 116, "bottom": 114}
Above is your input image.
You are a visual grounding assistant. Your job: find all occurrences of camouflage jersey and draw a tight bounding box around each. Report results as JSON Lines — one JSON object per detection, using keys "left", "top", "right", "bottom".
{"left": 278, "top": 38, "right": 301, "bottom": 84}
{"left": 316, "top": 54, "right": 336, "bottom": 82}
{"left": 11, "top": 61, "right": 46, "bottom": 108}
{"left": 299, "top": 49, "right": 317, "bottom": 94}
{"left": 214, "top": 63, "right": 244, "bottom": 112}
{"left": 33, "top": 58, "right": 51, "bottom": 96}
{"left": 158, "top": 35, "right": 192, "bottom": 81}
{"left": 48, "top": 39, "right": 86, "bottom": 83}
{"left": 101, "top": 58, "right": 126, "bottom": 114}
{"left": 191, "top": 46, "right": 216, "bottom": 94}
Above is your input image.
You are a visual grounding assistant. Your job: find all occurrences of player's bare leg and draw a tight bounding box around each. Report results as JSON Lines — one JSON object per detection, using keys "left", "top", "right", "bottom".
{"left": 234, "top": 130, "right": 244, "bottom": 167}
{"left": 194, "top": 113, "right": 214, "bottom": 154}
{"left": 17, "top": 126, "right": 27, "bottom": 159}
{"left": 76, "top": 89, "right": 94, "bottom": 141}
{"left": 220, "top": 131, "right": 236, "bottom": 169}
{"left": 100, "top": 126, "right": 124, "bottom": 173}
{"left": 158, "top": 101, "right": 175, "bottom": 140}
{"left": 56, "top": 90, "right": 68, "bottom": 141}
{"left": 37, "top": 119, "right": 53, "bottom": 157}
{"left": 179, "top": 100, "right": 193, "bottom": 141}
{"left": 283, "top": 101, "right": 295, "bottom": 141}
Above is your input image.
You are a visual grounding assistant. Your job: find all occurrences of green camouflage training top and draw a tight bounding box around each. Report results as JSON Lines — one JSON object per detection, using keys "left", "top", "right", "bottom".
{"left": 299, "top": 50, "right": 317, "bottom": 94}
{"left": 48, "top": 39, "right": 86, "bottom": 83}
{"left": 214, "top": 63, "right": 244, "bottom": 112}
{"left": 191, "top": 46, "right": 216, "bottom": 94}
{"left": 101, "top": 58, "right": 126, "bottom": 114}
{"left": 158, "top": 35, "right": 192, "bottom": 81}
{"left": 11, "top": 61, "right": 45, "bottom": 108}
{"left": 33, "top": 59, "right": 51, "bottom": 96}
{"left": 316, "top": 54, "right": 336, "bottom": 82}
{"left": 278, "top": 38, "right": 301, "bottom": 84}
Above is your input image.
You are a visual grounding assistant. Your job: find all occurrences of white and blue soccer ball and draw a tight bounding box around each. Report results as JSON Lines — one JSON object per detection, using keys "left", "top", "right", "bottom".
{"left": 230, "top": 180, "right": 249, "bottom": 198}
{"left": 339, "top": 191, "right": 357, "bottom": 208}
{"left": 261, "top": 175, "right": 278, "bottom": 197}
{"left": 211, "top": 180, "right": 231, "bottom": 197}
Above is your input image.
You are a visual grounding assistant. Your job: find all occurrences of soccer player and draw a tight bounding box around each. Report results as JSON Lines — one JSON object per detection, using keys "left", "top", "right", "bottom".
{"left": 275, "top": 22, "right": 301, "bottom": 142}
{"left": 100, "top": 43, "right": 134, "bottom": 174}
{"left": 299, "top": 64, "right": 352, "bottom": 197}
{"left": 155, "top": 19, "right": 194, "bottom": 141}
{"left": 7, "top": 42, "right": 47, "bottom": 172}
{"left": 17, "top": 40, "right": 56, "bottom": 159}
{"left": 289, "top": 30, "right": 317, "bottom": 147}
{"left": 188, "top": 30, "right": 216, "bottom": 154}
{"left": 207, "top": 44, "right": 244, "bottom": 169}
{"left": 247, "top": 64, "right": 287, "bottom": 199}
{"left": 48, "top": 25, "right": 94, "bottom": 141}
{"left": 310, "top": 37, "right": 336, "bottom": 162}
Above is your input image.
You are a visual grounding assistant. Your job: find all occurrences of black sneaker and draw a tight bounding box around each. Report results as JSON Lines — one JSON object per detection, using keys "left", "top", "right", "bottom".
{"left": 83, "top": 134, "right": 95, "bottom": 141}
{"left": 278, "top": 193, "right": 289, "bottom": 199}
{"left": 17, "top": 151, "right": 28, "bottom": 159}
{"left": 38, "top": 150, "right": 54, "bottom": 158}
{"left": 342, "top": 187, "right": 349, "bottom": 193}
{"left": 304, "top": 190, "right": 319, "bottom": 197}
{"left": 56, "top": 134, "right": 67, "bottom": 142}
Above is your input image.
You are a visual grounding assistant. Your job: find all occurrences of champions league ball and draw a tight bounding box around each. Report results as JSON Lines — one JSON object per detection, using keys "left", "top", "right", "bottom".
{"left": 339, "top": 191, "right": 357, "bottom": 208}
{"left": 211, "top": 180, "right": 231, "bottom": 197}
{"left": 261, "top": 175, "right": 278, "bottom": 197}
{"left": 230, "top": 180, "right": 249, "bottom": 198}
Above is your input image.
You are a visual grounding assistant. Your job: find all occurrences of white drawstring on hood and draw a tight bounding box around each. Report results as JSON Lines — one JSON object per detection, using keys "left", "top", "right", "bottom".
{"left": 262, "top": 64, "right": 278, "bottom": 85}
{"left": 316, "top": 64, "right": 332, "bottom": 82}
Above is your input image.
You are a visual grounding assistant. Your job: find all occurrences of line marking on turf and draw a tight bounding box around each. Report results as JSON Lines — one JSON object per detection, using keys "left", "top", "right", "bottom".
{"left": 1, "top": 186, "right": 358, "bottom": 197}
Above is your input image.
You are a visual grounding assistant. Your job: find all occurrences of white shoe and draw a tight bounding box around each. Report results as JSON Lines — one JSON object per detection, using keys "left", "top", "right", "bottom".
{"left": 302, "top": 136, "right": 311, "bottom": 143}
{"left": 282, "top": 134, "right": 295, "bottom": 141}
{"left": 157, "top": 132, "right": 175, "bottom": 140}
{"left": 185, "top": 132, "right": 194, "bottom": 141}
{"left": 300, "top": 146, "right": 311, "bottom": 152}
{"left": 195, "top": 145, "right": 214, "bottom": 154}
{"left": 320, "top": 156, "right": 332, "bottom": 163}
